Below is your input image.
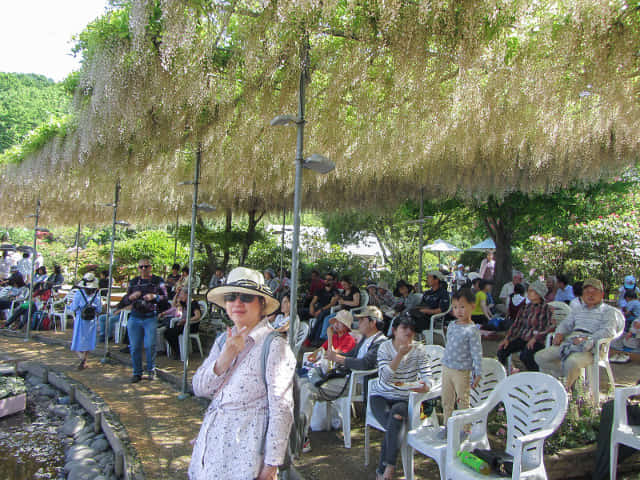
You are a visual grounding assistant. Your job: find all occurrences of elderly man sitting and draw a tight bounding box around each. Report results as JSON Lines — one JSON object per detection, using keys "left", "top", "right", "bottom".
{"left": 413, "top": 270, "right": 450, "bottom": 334}
{"left": 535, "top": 278, "right": 619, "bottom": 390}
{"left": 298, "top": 307, "right": 386, "bottom": 453}
{"left": 497, "top": 270, "right": 527, "bottom": 314}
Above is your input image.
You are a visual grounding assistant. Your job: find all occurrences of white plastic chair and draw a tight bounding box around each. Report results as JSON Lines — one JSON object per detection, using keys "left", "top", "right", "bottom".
{"left": 610, "top": 384, "right": 640, "bottom": 480}
{"left": 507, "top": 301, "right": 570, "bottom": 375}
{"left": 445, "top": 372, "right": 568, "bottom": 480}
{"left": 409, "top": 345, "right": 445, "bottom": 429}
{"left": 424, "top": 303, "right": 452, "bottom": 345}
{"left": 295, "top": 321, "right": 310, "bottom": 353}
{"left": 334, "top": 367, "right": 377, "bottom": 448}
{"left": 114, "top": 310, "right": 130, "bottom": 344}
{"left": 177, "top": 300, "right": 208, "bottom": 360}
{"left": 350, "top": 290, "right": 370, "bottom": 321}
{"left": 364, "top": 344, "right": 444, "bottom": 479}
{"left": 407, "top": 358, "right": 506, "bottom": 480}
{"left": 364, "top": 377, "right": 415, "bottom": 480}
{"left": 49, "top": 293, "right": 74, "bottom": 332}
{"left": 586, "top": 309, "right": 624, "bottom": 405}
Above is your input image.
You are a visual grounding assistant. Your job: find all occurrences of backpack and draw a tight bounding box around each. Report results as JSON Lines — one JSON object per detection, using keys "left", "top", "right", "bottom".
{"left": 218, "top": 329, "right": 287, "bottom": 454}
{"left": 79, "top": 290, "right": 99, "bottom": 321}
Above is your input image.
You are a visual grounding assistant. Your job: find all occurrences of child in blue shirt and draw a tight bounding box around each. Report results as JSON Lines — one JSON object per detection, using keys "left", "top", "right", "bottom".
{"left": 440, "top": 288, "right": 483, "bottom": 438}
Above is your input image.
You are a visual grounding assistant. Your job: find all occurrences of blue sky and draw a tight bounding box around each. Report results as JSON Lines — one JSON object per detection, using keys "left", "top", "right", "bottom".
{"left": 0, "top": 0, "right": 109, "bottom": 81}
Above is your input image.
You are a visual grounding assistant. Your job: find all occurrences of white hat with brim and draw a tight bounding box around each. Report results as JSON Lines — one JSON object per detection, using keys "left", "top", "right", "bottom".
{"left": 330, "top": 309, "right": 353, "bottom": 330}
{"left": 427, "top": 270, "right": 446, "bottom": 281}
{"left": 207, "top": 267, "right": 280, "bottom": 315}
{"left": 77, "top": 272, "right": 99, "bottom": 289}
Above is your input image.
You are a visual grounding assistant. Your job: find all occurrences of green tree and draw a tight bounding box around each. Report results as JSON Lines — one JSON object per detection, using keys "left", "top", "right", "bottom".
{"left": 323, "top": 198, "right": 473, "bottom": 284}
{"left": 474, "top": 179, "right": 639, "bottom": 292}
{"left": 0, "top": 73, "right": 71, "bottom": 153}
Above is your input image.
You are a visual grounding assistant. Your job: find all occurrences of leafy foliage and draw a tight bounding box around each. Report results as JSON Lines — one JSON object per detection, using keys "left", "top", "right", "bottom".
{"left": 524, "top": 211, "right": 640, "bottom": 294}
{"left": 3, "top": 1, "right": 639, "bottom": 225}
{"left": 0, "top": 73, "right": 70, "bottom": 154}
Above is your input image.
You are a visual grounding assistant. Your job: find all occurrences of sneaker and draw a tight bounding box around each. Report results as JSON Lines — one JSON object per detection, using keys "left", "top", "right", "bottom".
{"left": 130, "top": 375, "right": 142, "bottom": 383}
{"left": 302, "top": 438, "right": 311, "bottom": 453}
{"left": 146, "top": 370, "right": 156, "bottom": 381}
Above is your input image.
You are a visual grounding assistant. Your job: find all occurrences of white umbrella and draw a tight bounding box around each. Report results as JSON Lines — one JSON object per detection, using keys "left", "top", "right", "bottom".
{"left": 468, "top": 238, "right": 496, "bottom": 251}
{"left": 423, "top": 239, "right": 461, "bottom": 265}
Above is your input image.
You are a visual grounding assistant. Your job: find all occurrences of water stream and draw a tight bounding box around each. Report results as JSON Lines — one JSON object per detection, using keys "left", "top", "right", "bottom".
{"left": 0, "top": 396, "right": 65, "bottom": 479}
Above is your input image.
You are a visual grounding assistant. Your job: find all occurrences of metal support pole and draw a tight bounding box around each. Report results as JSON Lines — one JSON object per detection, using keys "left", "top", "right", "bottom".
{"left": 25, "top": 198, "right": 40, "bottom": 341}
{"left": 173, "top": 210, "right": 179, "bottom": 266}
{"left": 288, "top": 62, "right": 307, "bottom": 354}
{"left": 102, "top": 181, "right": 120, "bottom": 363}
{"left": 418, "top": 188, "right": 424, "bottom": 292}
{"left": 73, "top": 221, "right": 81, "bottom": 284}
{"left": 179, "top": 144, "right": 201, "bottom": 399}
{"left": 280, "top": 207, "right": 285, "bottom": 285}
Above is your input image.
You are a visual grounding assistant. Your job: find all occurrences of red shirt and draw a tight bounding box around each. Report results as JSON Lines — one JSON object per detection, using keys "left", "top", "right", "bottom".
{"left": 322, "top": 332, "right": 356, "bottom": 353}
{"left": 309, "top": 278, "right": 325, "bottom": 297}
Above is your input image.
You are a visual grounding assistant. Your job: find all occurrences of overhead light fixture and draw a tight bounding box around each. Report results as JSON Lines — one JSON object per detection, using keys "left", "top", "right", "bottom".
{"left": 303, "top": 154, "right": 335, "bottom": 174}
{"left": 270, "top": 114, "right": 298, "bottom": 126}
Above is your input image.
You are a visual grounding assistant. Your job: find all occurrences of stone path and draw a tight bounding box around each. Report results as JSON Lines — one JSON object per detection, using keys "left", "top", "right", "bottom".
{"left": 0, "top": 333, "right": 204, "bottom": 480}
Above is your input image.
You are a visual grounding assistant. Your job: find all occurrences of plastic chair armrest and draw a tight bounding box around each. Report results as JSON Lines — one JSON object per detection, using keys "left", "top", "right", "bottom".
{"left": 614, "top": 385, "right": 640, "bottom": 426}
{"left": 511, "top": 428, "right": 555, "bottom": 476}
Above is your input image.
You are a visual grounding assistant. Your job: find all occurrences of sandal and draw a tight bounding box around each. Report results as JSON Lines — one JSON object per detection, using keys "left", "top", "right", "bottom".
{"left": 77, "top": 360, "right": 87, "bottom": 370}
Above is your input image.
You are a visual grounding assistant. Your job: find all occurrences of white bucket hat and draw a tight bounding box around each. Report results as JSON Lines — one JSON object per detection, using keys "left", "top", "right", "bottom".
{"left": 77, "top": 272, "right": 99, "bottom": 289}
{"left": 330, "top": 309, "right": 353, "bottom": 330}
{"left": 207, "top": 267, "right": 280, "bottom": 315}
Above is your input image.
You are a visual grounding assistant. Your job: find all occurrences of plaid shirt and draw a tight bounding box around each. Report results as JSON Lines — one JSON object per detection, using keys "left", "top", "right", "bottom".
{"left": 504, "top": 301, "right": 554, "bottom": 344}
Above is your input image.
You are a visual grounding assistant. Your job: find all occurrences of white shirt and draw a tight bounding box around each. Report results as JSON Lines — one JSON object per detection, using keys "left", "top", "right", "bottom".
{"left": 357, "top": 333, "right": 378, "bottom": 359}
{"left": 0, "top": 258, "right": 12, "bottom": 280}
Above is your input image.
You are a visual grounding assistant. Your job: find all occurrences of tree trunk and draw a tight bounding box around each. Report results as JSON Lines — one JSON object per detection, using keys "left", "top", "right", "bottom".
{"left": 484, "top": 197, "right": 514, "bottom": 295}
{"left": 222, "top": 208, "right": 232, "bottom": 270}
{"left": 239, "top": 209, "right": 265, "bottom": 266}
{"left": 197, "top": 215, "right": 217, "bottom": 279}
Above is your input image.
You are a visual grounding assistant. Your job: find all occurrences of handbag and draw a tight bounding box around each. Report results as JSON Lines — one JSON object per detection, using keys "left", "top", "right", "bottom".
{"left": 308, "top": 365, "right": 350, "bottom": 401}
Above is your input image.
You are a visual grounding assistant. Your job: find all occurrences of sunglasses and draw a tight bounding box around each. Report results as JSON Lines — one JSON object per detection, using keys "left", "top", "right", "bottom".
{"left": 223, "top": 292, "right": 258, "bottom": 303}
{"left": 138, "top": 265, "right": 151, "bottom": 269}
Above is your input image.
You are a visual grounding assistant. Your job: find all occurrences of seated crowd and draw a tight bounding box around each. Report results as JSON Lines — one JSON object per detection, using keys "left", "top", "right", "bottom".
{"left": 294, "top": 265, "right": 635, "bottom": 479}
{"left": 0, "top": 251, "right": 637, "bottom": 479}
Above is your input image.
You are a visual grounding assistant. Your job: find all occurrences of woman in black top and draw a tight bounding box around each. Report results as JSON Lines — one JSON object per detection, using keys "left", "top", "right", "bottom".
{"left": 164, "top": 288, "right": 202, "bottom": 358}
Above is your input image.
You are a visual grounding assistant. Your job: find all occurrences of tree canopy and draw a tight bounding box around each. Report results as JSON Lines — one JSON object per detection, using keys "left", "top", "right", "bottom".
{"left": 1, "top": 0, "right": 639, "bottom": 226}
{"left": 0, "top": 73, "right": 71, "bottom": 154}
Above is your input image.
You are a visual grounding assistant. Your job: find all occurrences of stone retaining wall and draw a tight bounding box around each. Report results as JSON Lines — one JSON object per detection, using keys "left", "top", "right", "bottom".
{"left": 14, "top": 361, "right": 144, "bottom": 480}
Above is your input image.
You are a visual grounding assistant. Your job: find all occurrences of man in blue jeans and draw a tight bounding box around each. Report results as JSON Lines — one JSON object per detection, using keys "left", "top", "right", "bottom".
{"left": 117, "top": 258, "right": 167, "bottom": 383}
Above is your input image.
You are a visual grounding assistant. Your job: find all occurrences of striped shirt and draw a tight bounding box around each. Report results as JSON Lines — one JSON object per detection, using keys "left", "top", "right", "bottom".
{"left": 557, "top": 302, "right": 619, "bottom": 344}
{"left": 370, "top": 339, "right": 432, "bottom": 400}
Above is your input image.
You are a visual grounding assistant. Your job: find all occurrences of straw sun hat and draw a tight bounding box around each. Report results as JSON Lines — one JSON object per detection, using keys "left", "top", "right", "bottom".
{"left": 207, "top": 267, "right": 280, "bottom": 315}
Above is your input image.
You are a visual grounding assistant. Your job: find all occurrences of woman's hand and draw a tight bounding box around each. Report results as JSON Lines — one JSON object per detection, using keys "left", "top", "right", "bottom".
{"left": 526, "top": 338, "right": 537, "bottom": 350}
{"left": 223, "top": 326, "right": 248, "bottom": 357}
{"left": 472, "top": 375, "right": 481, "bottom": 389}
{"left": 498, "top": 339, "right": 509, "bottom": 350}
{"left": 410, "top": 381, "right": 430, "bottom": 393}
{"left": 213, "top": 326, "right": 248, "bottom": 375}
{"left": 397, "top": 342, "right": 412, "bottom": 357}
{"left": 257, "top": 464, "right": 278, "bottom": 480}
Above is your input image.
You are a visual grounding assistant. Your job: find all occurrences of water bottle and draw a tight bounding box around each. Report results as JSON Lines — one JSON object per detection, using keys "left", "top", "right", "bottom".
{"left": 457, "top": 451, "right": 490, "bottom": 475}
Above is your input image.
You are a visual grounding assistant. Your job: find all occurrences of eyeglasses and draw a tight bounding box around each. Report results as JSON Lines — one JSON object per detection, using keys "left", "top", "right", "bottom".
{"left": 138, "top": 265, "right": 151, "bottom": 269}
{"left": 223, "top": 292, "right": 258, "bottom": 303}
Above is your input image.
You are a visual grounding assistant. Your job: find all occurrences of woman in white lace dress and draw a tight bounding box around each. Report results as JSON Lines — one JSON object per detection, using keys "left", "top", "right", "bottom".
{"left": 189, "top": 267, "right": 296, "bottom": 480}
